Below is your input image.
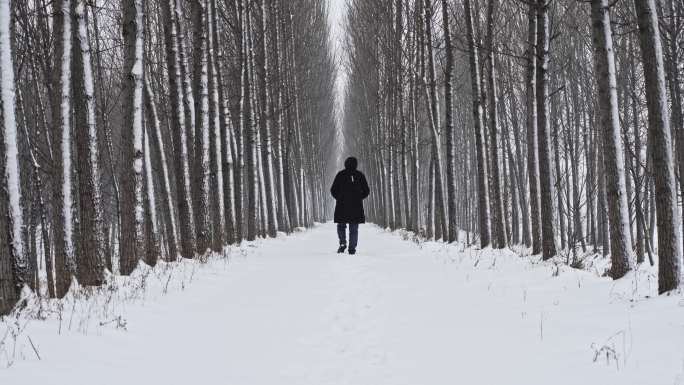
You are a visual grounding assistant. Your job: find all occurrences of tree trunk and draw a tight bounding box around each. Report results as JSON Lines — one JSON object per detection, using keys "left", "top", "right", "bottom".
{"left": 144, "top": 80, "right": 179, "bottom": 261}
{"left": 536, "top": 0, "right": 557, "bottom": 260}
{"left": 72, "top": 0, "right": 105, "bottom": 285}
{"left": 665, "top": 0, "right": 684, "bottom": 258}
{"left": 258, "top": 0, "right": 279, "bottom": 238}
{"left": 464, "top": 0, "right": 491, "bottom": 248}
{"left": 191, "top": 0, "right": 211, "bottom": 255}
{"left": 143, "top": 125, "right": 160, "bottom": 266}
{"left": 634, "top": 0, "right": 682, "bottom": 292}
{"left": 244, "top": 3, "right": 258, "bottom": 241}
{"left": 162, "top": 0, "right": 196, "bottom": 258}
{"left": 590, "top": 0, "right": 634, "bottom": 278}
{"left": 207, "top": 0, "right": 225, "bottom": 252}
{"left": 485, "top": 0, "right": 507, "bottom": 249}
{"left": 524, "top": 3, "right": 543, "bottom": 255}
{"left": 51, "top": 0, "right": 74, "bottom": 296}
{"left": 440, "top": 0, "right": 457, "bottom": 242}
{"left": 120, "top": 0, "right": 146, "bottom": 275}
{"left": 0, "top": 0, "right": 25, "bottom": 313}
{"left": 422, "top": 0, "right": 447, "bottom": 241}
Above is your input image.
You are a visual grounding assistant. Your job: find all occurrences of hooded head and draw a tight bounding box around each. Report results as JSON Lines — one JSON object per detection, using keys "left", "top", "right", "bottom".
{"left": 344, "top": 156, "right": 358, "bottom": 171}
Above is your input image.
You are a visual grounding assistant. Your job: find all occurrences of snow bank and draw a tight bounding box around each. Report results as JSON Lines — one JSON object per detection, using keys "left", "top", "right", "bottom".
{"left": 0, "top": 244, "right": 245, "bottom": 368}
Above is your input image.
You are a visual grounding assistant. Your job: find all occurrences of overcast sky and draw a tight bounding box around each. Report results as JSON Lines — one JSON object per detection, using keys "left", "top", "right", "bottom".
{"left": 327, "top": 0, "right": 348, "bottom": 159}
{"left": 327, "top": 0, "right": 346, "bottom": 48}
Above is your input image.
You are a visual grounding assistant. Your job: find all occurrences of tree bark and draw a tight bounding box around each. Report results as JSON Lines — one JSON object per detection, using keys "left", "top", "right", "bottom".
{"left": 207, "top": 0, "right": 225, "bottom": 252}
{"left": 144, "top": 80, "right": 179, "bottom": 260}
{"left": 161, "top": 0, "right": 196, "bottom": 259}
{"left": 191, "top": 0, "right": 211, "bottom": 255}
{"left": 120, "top": 0, "right": 146, "bottom": 275}
{"left": 485, "top": 0, "right": 507, "bottom": 248}
{"left": 72, "top": 0, "right": 105, "bottom": 285}
{"left": 0, "top": 0, "right": 25, "bottom": 313}
{"left": 536, "top": 0, "right": 557, "bottom": 260}
{"left": 634, "top": 0, "right": 682, "bottom": 292}
{"left": 464, "top": 0, "right": 491, "bottom": 248}
{"left": 51, "top": 0, "right": 74, "bottom": 296}
{"left": 590, "top": 0, "right": 634, "bottom": 278}
{"left": 258, "top": 0, "right": 279, "bottom": 238}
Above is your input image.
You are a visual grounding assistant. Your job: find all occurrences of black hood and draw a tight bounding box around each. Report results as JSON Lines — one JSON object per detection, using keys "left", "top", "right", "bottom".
{"left": 344, "top": 157, "right": 358, "bottom": 171}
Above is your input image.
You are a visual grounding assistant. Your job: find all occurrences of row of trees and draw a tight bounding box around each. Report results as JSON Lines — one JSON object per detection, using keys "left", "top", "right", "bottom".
{"left": 0, "top": 0, "right": 338, "bottom": 315}
{"left": 343, "top": 0, "right": 683, "bottom": 293}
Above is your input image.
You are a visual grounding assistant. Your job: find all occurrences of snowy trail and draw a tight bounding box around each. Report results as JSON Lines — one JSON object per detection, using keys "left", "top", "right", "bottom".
{"left": 2, "top": 223, "right": 684, "bottom": 385}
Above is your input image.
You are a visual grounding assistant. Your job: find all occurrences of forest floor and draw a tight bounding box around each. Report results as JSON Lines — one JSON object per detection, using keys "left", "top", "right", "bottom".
{"left": 1, "top": 223, "right": 683, "bottom": 385}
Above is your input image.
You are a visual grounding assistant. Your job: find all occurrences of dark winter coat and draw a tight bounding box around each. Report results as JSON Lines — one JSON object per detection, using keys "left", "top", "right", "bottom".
{"left": 330, "top": 157, "right": 370, "bottom": 224}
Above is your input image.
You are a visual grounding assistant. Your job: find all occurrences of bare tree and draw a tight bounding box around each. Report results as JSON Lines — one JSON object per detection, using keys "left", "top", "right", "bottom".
{"left": 464, "top": 0, "right": 491, "bottom": 247}
{"left": 590, "top": 0, "right": 633, "bottom": 278}
{"left": 191, "top": 0, "right": 211, "bottom": 256}
{"left": 441, "top": 0, "right": 458, "bottom": 243}
{"left": 634, "top": 0, "right": 682, "bottom": 292}
{"left": 120, "top": 0, "right": 146, "bottom": 274}
{"left": 162, "top": 0, "right": 196, "bottom": 259}
{"left": 72, "top": 0, "right": 105, "bottom": 284}
{"left": 485, "top": 0, "right": 507, "bottom": 248}
{"left": 0, "top": 0, "right": 25, "bottom": 314}
{"left": 536, "top": 0, "right": 557, "bottom": 260}
{"left": 51, "top": 0, "right": 74, "bottom": 296}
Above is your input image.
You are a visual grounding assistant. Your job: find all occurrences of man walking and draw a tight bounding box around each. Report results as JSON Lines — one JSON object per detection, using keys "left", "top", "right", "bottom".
{"left": 330, "top": 157, "right": 370, "bottom": 254}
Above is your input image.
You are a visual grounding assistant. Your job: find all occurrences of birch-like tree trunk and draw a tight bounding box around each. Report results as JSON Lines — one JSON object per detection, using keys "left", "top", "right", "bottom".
{"left": 176, "top": 0, "right": 195, "bottom": 171}
{"left": 536, "top": 0, "right": 557, "bottom": 260}
{"left": 233, "top": 0, "right": 245, "bottom": 241}
{"left": 143, "top": 126, "right": 159, "bottom": 266}
{"left": 525, "top": 4, "right": 542, "bottom": 255}
{"left": 191, "top": 0, "right": 211, "bottom": 256}
{"left": 633, "top": 0, "right": 682, "bottom": 292}
{"left": 664, "top": 0, "right": 684, "bottom": 257}
{"left": 72, "top": 0, "right": 105, "bottom": 284}
{"left": 51, "top": 0, "right": 74, "bottom": 296}
{"left": 628, "top": 46, "right": 645, "bottom": 263}
{"left": 590, "top": 0, "right": 634, "bottom": 278}
{"left": 258, "top": 0, "right": 279, "bottom": 238}
{"left": 212, "top": 0, "right": 236, "bottom": 245}
{"left": 144, "top": 80, "right": 179, "bottom": 260}
{"left": 485, "top": 0, "right": 507, "bottom": 249}
{"left": 0, "top": 0, "right": 25, "bottom": 314}
{"left": 162, "top": 0, "right": 196, "bottom": 259}
{"left": 244, "top": 2, "right": 258, "bottom": 241}
{"left": 508, "top": 78, "right": 531, "bottom": 246}
{"left": 207, "top": 0, "right": 225, "bottom": 252}
{"left": 271, "top": 0, "right": 289, "bottom": 233}
{"left": 120, "top": 0, "right": 146, "bottom": 275}
{"left": 464, "top": 0, "right": 491, "bottom": 248}
{"left": 421, "top": 0, "right": 447, "bottom": 240}
{"left": 441, "top": 0, "right": 457, "bottom": 243}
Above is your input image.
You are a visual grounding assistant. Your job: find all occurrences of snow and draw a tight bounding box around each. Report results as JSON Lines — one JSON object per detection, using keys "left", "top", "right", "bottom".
{"left": 2, "top": 223, "right": 683, "bottom": 384}
{"left": 0, "top": 0, "right": 23, "bottom": 261}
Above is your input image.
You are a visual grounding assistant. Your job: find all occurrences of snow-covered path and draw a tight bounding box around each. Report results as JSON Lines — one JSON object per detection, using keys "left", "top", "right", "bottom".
{"left": 2, "top": 223, "right": 684, "bottom": 385}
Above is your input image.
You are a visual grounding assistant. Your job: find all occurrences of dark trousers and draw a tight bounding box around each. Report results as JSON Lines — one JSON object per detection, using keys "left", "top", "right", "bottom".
{"left": 337, "top": 223, "right": 359, "bottom": 250}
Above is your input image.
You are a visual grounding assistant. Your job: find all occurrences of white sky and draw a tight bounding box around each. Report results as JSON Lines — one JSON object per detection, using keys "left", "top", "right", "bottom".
{"left": 327, "top": 0, "right": 346, "bottom": 48}
{"left": 327, "top": 0, "right": 348, "bottom": 158}
{"left": 327, "top": 0, "right": 347, "bottom": 101}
